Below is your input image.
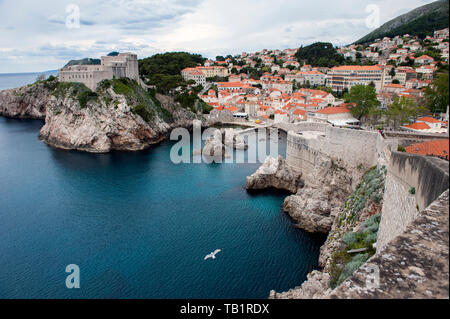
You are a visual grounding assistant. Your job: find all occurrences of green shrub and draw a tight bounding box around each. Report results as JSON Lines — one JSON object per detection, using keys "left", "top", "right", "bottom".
{"left": 397, "top": 144, "right": 406, "bottom": 152}
{"left": 342, "top": 232, "right": 359, "bottom": 245}
{"left": 337, "top": 253, "right": 370, "bottom": 285}
{"left": 132, "top": 104, "right": 154, "bottom": 122}
{"left": 409, "top": 187, "right": 416, "bottom": 195}
{"left": 78, "top": 90, "right": 98, "bottom": 108}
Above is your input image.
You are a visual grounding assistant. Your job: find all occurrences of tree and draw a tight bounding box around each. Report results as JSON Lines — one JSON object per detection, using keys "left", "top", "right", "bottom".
{"left": 389, "top": 68, "right": 396, "bottom": 77}
{"left": 216, "top": 56, "right": 225, "bottom": 61}
{"left": 344, "top": 85, "right": 379, "bottom": 121}
{"left": 384, "top": 96, "right": 427, "bottom": 128}
{"left": 424, "top": 73, "right": 449, "bottom": 114}
{"left": 392, "top": 79, "right": 400, "bottom": 84}
{"left": 295, "top": 42, "right": 345, "bottom": 67}
{"left": 35, "top": 74, "right": 46, "bottom": 82}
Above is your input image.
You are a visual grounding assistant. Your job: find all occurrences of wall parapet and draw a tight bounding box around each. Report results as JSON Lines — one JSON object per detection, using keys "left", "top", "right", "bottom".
{"left": 377, "top": 152, "right": 449, "bottom": 251}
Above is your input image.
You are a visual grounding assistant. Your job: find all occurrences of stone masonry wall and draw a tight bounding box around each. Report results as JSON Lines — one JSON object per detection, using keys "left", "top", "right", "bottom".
{"left": 377, "top": 152, "right": 449, "bottom": 252}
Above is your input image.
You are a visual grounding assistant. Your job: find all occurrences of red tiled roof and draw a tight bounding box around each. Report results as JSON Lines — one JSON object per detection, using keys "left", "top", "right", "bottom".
{"left": 403, "top": 122, "right": 431, "bottom": 130}
{"left": 317, "top": 106, "right": 350, "bottom": 114}
{"left": 416, "top": 116, "right": 441, "bottom": 124}
{"left": 405, "top": 139, "right": 449, "bottom": 158}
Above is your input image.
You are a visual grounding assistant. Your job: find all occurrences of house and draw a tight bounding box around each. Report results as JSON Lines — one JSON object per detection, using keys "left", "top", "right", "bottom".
{"left": 181, "top": 68, "right": 206, "bottom": 86}
{"left": 414, "top": 55, "right": 434, "bottom": 65}
{"left": 228, "top": 74, "right": 241, "bottom": 82}
{"left": 416, "top": 117, "right": 445, "bottom": 130}
{"left": 402, "top": 122, "right": 432, "bottom": 132}
{"left": 405, "top": 139, "right": 449, "bottom": 160}
{"left": 382, "top": 83, "right": 405, "bottom": 94}
{"left": 308, "top": 105, "right": 359, "bottom": 126}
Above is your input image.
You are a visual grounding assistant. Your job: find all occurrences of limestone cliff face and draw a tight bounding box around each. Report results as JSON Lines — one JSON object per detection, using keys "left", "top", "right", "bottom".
{"left": 38, "top": 95, "right": 167, "bottom": 153}
{"left": 0, "top": 78, "right": 201, "bottom": 153}
{"left": 282, "top": 158, "right": 353, "bottom": 233}
{"left": 271, "top": 166, "right": 387, "bottom": 299}
{"left": 0, "top": 82, "right": 50, "bottom": 119}
{"left": 245, "top": 156, "right": 302, "bottom": 194}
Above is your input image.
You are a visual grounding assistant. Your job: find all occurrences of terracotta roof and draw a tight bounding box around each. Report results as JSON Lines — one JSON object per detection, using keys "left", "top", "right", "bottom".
{"left": 293, "top": 109, "right": 306, "bottom": 115}
{"left": 331, "top": 65, "right": 381, "bottom": 71}
{"left": 317, "top": 106, "right": 350, "bottom": 114}
{"left": 403, "top": 122, "right": 431, "bottom": 130}
{"left": 405, "top": 139, "right": 449, "bottom": 158}
{"left": 417, "top": 116, "right": 441, "bottom": 124}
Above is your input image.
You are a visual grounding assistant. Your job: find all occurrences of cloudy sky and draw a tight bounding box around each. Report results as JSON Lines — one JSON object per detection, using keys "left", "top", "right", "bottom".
{"left": 0, "top": 0, "right": 437, "bottom": 73}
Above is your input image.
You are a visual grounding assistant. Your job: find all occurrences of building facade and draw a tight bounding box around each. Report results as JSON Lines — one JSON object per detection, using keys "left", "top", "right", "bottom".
{"left": 328, "top": 65, "right": 383, "bottom": 92}
{"left": 58, "top": 53, "right": 139, "bottom": 91}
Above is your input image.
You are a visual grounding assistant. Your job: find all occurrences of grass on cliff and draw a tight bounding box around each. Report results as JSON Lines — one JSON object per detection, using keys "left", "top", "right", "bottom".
{"left": 327, "top": 166, "right": 387, "bottom": 289}
{"left": 329, "top": 214, "right": 381, "bottom": 289}
{"left": 104, "top": 78, "right": 173, "bottom": 123}
{"left": 49, "top": 80, "right": 99, "bottom": 109}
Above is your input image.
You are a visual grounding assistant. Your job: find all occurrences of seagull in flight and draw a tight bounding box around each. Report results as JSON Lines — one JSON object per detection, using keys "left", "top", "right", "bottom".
{"left": 204, "top": 249, "right": 222, "bottom": 260}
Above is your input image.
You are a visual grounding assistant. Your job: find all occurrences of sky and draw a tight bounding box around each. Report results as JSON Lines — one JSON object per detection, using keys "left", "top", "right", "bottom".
{"left": 0, "top": 0, "right": 438, "bottom": 73}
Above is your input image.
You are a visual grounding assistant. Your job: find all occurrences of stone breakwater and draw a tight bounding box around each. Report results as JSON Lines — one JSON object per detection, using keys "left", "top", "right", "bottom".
{"left": 0, "top": 79, "right": 204, "bottom": 153}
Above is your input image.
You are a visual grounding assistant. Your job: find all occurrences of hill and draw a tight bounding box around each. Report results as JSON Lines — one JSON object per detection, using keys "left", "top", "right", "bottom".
{"left": 355, "top": 0, "right": 449, "bottom": 44}
{"left": 295, "top": 42, "right": 345, "bottom": 67}
{"left": 138, "top": 52, "right": 206, "bottom": 93}
{"left": 64, "top": 58, "right": 101, "bottom": 67}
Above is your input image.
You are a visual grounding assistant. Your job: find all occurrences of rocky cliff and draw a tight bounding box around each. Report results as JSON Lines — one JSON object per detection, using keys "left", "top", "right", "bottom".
{"left": 0, "top": 77, "right": 202, "bottom": 153}
{"left": 270, "top": 166, "right": 387, "bottom": 299}
{"left": 0, "top": 82, "right": 50, "bottom": 119}
{"left": 245, "top": 156, "right": 302, "bottom": 194}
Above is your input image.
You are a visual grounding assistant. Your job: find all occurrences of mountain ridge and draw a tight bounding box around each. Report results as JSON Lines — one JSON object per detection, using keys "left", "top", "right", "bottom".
{"left": 354, "top": 0, "right": 449, "bottom": 44}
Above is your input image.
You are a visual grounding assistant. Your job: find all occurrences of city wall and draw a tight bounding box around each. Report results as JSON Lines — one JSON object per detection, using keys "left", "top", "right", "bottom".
{"left": 376, "top": 152, "right": 449, "bottom": 252}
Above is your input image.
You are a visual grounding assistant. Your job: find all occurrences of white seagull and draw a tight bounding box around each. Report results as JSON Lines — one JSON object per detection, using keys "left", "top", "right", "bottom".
{"left": 204, "top": 249, "right": 222, "bottom": 260}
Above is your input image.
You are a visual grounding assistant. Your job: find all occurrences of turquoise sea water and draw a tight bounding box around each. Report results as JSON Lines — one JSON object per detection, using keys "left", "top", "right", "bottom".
{"left": 0, "top": 75, "right": 325, "bottom": 299}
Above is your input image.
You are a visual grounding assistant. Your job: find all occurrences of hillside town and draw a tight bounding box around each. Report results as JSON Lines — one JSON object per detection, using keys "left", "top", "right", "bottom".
{"left": 181, "top": 28, "right": 449, "bottom": 139}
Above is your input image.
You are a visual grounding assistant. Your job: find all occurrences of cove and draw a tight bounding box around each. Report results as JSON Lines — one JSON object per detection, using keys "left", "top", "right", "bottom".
{"left": 0, "top": 117, "right": 325, "bottom": 298}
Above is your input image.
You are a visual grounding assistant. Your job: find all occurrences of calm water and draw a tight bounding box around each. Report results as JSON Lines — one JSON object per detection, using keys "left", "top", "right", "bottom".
{"left": 0, "top": 76, "right": 324, "bottom": 299}
{"left": 0, "top": 71, "right": 57, "bottom": 90}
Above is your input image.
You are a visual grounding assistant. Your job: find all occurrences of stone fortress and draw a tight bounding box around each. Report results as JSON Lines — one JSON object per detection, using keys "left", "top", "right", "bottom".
{"left": 271, "top": 122, "right": 449, "bottom": 298}
{"left": 58, "top": 52, "right": 139, "bottom": 91}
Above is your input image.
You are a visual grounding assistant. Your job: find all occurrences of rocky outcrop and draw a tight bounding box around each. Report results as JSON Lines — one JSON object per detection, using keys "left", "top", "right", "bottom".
{"left": 283, "top": 189, "right": 340, "bottom": 233}
{"left": 0, "top": 82, "right": 51, "bottom": 119}
{"left": 223, "top": 128, "right": 248, "bottom": 150}
{"left": 1, "top": 78, "right": 202, "bottom": 153}
{"left": 203, "top": 129, "right": 226, "bottom": 157}
{"left": 282, "top": 159, "right": 353, "bottom": 233}
{"left": 202, "top": 128, "right": 248, "bottom": 158}
{"left": 245, "top": 156, "right": 302, "bottom": 193}
{"left": 269, "top": 270, "right": 332, "bottom": 299}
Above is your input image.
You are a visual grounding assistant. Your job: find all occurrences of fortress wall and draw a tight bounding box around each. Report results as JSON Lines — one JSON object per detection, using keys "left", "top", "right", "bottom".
{"left": 286, "top": 126, "right": 385, "bottom": 176}
{"left": 376, "top": 152, "right": 449, "bottom": 252}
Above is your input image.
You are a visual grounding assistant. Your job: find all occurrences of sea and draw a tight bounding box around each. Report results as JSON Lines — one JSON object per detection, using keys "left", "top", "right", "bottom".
{"left": 0, "top": 73, "right": 325, "bottom": 298}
